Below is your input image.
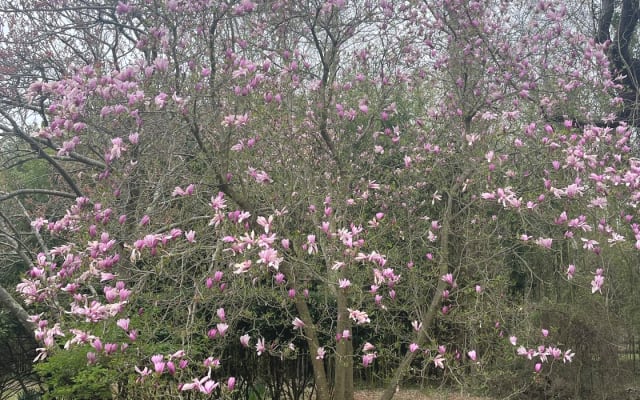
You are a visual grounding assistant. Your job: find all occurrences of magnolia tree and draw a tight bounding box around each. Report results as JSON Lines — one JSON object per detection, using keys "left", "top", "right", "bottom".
{"left": 0, "top": 0, "right": 637, "bottom": 399}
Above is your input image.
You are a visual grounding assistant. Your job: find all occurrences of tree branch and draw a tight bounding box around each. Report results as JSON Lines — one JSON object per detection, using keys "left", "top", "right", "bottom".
{"left": 0, "top": 189, "right": 77, "bottom": 202}
{"left": 0, "top": 110, "right": 84, "bottom": 197}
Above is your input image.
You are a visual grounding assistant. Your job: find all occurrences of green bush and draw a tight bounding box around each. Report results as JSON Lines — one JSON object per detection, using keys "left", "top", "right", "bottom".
{"left": 34, "top": 348, "right": 116, "bottom": 400}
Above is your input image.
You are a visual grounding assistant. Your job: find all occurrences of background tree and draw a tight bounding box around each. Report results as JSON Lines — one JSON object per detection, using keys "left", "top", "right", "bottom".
{"left": 596, "top": 0, "right": 640, "bottom": 127}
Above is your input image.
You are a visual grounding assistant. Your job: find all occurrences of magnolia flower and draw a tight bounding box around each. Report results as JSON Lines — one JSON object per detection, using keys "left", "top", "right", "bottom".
{"left": 441, "top": 273, "right": 455, "bottom": 286}
{"left": 362, "top": 352, "right": 377, "bottom": 367}
{"left": 363, "top": 342, "right": 376, "bottom": 352}
{"left": 151, "top": 354, "right": 165, "bottom": 374}
{"left": 292, "top": 317, "right": 305, "bottom": 329}
{"left": 566, "top": 264, "right": 576, "bottom": 279}
{"left": 338, "top": 278, "right": 351, "bottom": 289}
{"left": 217, "top": 323, "right": 229, "bottom": 336}
{"left": 348, "top": 309, "right": 370, "bottom": 324}
{"left": 116, "top": 318, "right": 130, "bottom": 331}
{"left": 331, "top": 261, "right": 345, "bottom": 271}
{"left": 316, "top": 347, "right": 326, "bottom": 359}
{"left": 433, "top": 354, "right": 445, "bottom": 369}
{"left": 535, "top": 237, "right": 553, "bottom": 249}
{"left": 256, "top": 337, "right": 266, "bottom": 355}
{"left": 134, "top": 365, "right": 152, "bottom": 381}
{"left": 591, "top": 273, "right": 605, "bottom": 294}
{"left": 564, "top": 349, "right": 575, "bottom": 363}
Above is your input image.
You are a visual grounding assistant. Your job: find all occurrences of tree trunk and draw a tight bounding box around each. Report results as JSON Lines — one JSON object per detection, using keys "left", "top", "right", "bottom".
{"left": 0, "top": 285, "right": 36, "bottom": 338}
{"left": 333, "top": 289, "right": 354, "bottom": 400}
{"left": 380, "top": 186, "right": 457, "bottom": 400}
{"left": 294, "top": 296, "right": 332, "bottom": 400}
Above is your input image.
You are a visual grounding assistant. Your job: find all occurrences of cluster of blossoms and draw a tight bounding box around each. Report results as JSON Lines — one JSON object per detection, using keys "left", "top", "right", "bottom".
{"left": 512, "top": 331, "right": 575, "bottom": 372}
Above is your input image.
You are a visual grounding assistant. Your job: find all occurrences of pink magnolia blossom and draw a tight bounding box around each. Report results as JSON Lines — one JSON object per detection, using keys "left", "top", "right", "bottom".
{"left": 441, "top": 273, "right": 455, "bottom": 287}
{"left": 116, "top": 318, "right": 130, "bottom": 331}
{"left": 591, "top": 270, "right": 605, "bottom": 294}
{"left": 363, "top": 342, "right": 376, "bottom": 352}
{"left": 217, "top": 323, "right": 229, "bottom": 336}
{"left": 433, "top": 354, "right": 445, "bottom": 369}
{"left": 292, "top": 317, "right": 305, "bottom": 329}
{"left": 92, "top": 338, "right": 103, "bottom": 352}
{"left": 151, "top": 354, "right": 165, "bottom": 374}
{"left": 172, "top": 184, "right": 195, "bottom": 197}
{"left": 316, "top": 347, "right": 326, "bottom": 359}
{"left": 233, "top": 260, "right": 252, "bottom": 274}
{"left": 274, "top": 272, "right": 285, "bottom": 284}
{"left": 306, "top": 235, "right": 318, "bottom": 254}
{"left": 166, "top": 361, "right": 176, "bottom": 375}
{"left": 257, "top": 215, "right": 274, "bottom": 233}
{"left": 256, "top": 337, "right": 266, "bottom": 356}
{"left": 564, "top": 349, "right": 575, "bottom": 363}
{"left": 134, "top": 366, "right": 152, "bottom": 382}
{"left": 566, "top": 264, "right": 576, "bottom": 279}
{"left": 338, "top": 278, "right": 351, "bottom": 289}
{"left": 535, "top": 237, "right": 553, "bottom": 249}
{"left": 348, "top": 309, "right": 370, "bottom": 324}
{"left": 362, "top": 353, "right": 377, "bottom": 367}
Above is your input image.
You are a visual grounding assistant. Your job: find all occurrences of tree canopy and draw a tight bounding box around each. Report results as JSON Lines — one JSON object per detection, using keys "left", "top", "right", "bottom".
{"left": 1, "top": 1, "right": 640, "bottom": 399}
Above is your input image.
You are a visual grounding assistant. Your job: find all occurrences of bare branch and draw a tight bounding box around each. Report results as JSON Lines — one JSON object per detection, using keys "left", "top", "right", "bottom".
{"left": 0, "top": 189, "right": 77, "bottom": 202}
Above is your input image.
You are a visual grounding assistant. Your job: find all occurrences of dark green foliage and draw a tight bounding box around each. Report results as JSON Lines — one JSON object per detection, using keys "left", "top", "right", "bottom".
{"left": 34, "top": 349, "right": 116, "bottom": 400}
{"left": 17, "top": 388, "right": 42, "bottom": 400}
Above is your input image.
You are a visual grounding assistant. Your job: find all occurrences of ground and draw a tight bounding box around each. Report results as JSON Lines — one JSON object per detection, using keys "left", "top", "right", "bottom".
{"left": 354, "top": 389, "right": 491, "bottom": 400}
